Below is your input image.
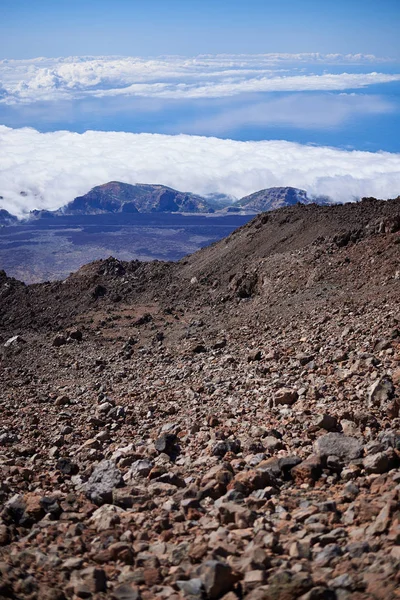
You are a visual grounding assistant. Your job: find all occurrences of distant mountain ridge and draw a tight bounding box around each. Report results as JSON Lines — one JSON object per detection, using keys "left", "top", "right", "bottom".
{"left": 0, "top": 209, "right": 18, "bottom": 226}
{"left": 1, "top": 182, "right": 334, "bottom": 221}
{"left": 56, "top": 182, "right": 213, "bottom": 215}
{"left": 238, "top": 186, "right": 330, "bottom": 212}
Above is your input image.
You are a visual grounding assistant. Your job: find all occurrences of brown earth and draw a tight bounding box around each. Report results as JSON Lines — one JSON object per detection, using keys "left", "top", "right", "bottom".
{"left": 0, "top": 197, "right": 400, "bottom": 600}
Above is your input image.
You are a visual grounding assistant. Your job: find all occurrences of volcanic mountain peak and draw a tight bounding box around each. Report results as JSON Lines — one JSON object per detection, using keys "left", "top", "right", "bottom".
{"left": 60, "top": 181, "right": 213, "bottom": 215}
{"left": 237, "top": 186, "right": 331, "bottom": 212}
{"left": 0, "top": 208, "right": 18, "bottom": 226}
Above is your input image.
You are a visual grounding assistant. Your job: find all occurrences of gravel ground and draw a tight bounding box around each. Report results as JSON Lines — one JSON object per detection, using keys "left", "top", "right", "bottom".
{"left": 0, "top": 198, "right": 400, "bottom": 600}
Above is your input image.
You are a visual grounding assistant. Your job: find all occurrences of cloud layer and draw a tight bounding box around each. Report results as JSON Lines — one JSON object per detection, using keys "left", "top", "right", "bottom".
{"left": 1, "top": 126, "right": 399, "bottom": 217}
{"left": 1, "top": 54, "right": 398, "bottom": 104}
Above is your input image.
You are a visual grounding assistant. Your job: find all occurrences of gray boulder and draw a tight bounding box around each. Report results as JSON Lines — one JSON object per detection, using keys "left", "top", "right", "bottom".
{"left": 315, "top": 433, "right": 363, "bottom": 464}
{"left": 368, "top": 376, "right": 394, "bottom": 407}
{"left": 123, "top": 459, "right": 153, "bottom": 482}
{"left": 176, "top": 579, "right": 204, "bottom": 598}
{"left": 198, "top": 560, "right": 239, "bottom": 599}
{"left": 82, "top": 460, "right": 123, "bottom": 505}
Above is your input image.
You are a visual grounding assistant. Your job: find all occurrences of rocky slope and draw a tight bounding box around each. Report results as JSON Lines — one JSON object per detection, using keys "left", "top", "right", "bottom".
{"left": 0, "top": 197, "right": 400, "bottom": 600}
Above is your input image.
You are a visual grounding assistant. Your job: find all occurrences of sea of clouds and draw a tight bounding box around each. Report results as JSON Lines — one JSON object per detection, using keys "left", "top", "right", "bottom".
{"left": 1, "top": 126, "right": 399, "bottom": 217}
{"left": 0, "top": 53, "right": 398, "bottom": 104}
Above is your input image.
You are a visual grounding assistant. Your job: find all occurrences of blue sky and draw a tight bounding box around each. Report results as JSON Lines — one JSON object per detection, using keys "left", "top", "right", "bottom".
{"left": 1, "top": 0, "right": 399, "bottom": 59}
{"left": 0, "top": 0, "right": 399, "bottom": 214}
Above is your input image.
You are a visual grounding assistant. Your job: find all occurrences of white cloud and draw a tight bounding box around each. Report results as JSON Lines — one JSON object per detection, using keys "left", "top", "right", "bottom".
{"left": 0, "top": 126, "right": 399, "bottom": 217}
{"left": 0, "top": 54, "right": 398, "bottom": 104}
{"left": 91, "top": 73, "right": 400, "bottom": 100}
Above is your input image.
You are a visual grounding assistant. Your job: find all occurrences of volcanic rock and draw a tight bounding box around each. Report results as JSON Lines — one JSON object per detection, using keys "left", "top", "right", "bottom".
{"left": 368, "top": 375, "right": 395, "bottom": 407}
{"left": 315, "top": 433, "right": 363, "bottom": 463}
{"left": 274, "top": 388, "right": 298, "bottom": 406}
{"left": 81, "top": 460, "right": 124, "bottom": 505}
{"left": 198, "top": 560, "right": 239, "bottom": 599}
{"left": 1, "top": 197, "right": 400, "bottom": 599}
